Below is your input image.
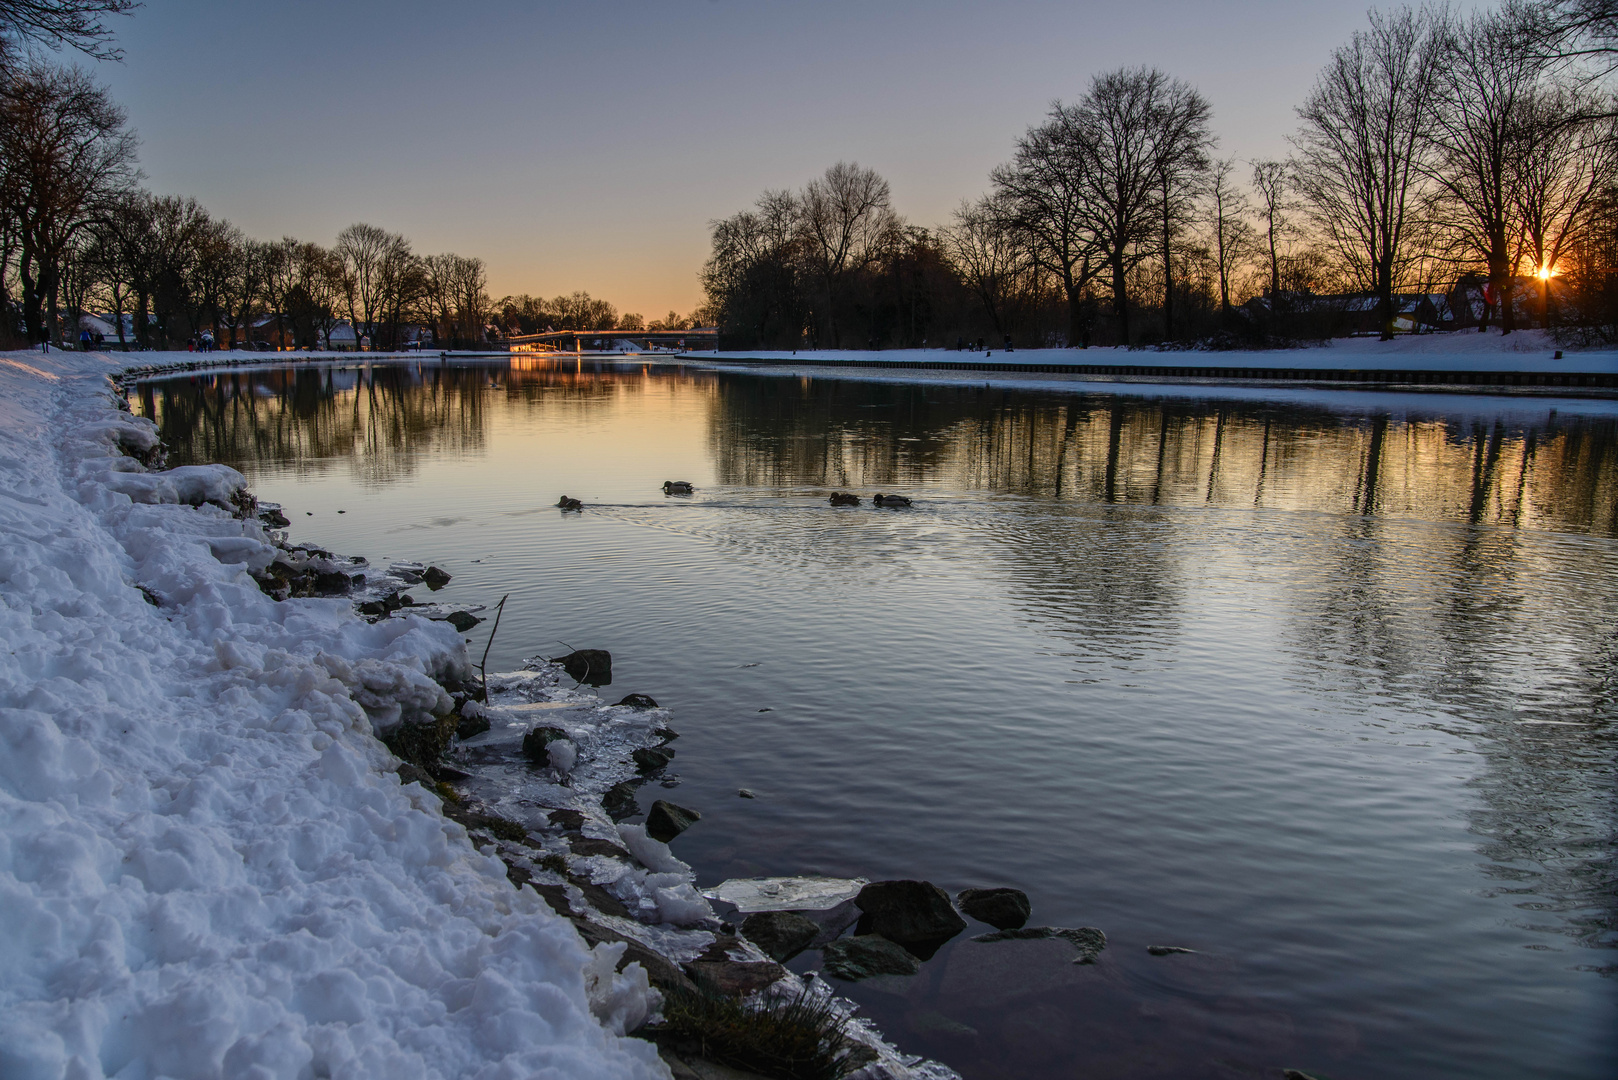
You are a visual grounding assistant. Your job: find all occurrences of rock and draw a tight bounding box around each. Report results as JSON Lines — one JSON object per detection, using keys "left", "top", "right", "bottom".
{"left": 615, "top": 693, "right": 658, "bottom": 708}
{"left": 737, "top": 788, "right": 756, "bottom": 798}
{"left": 521, "top": 725, "right": 570, "bottom": 764}
{"left": 568, "top": 835, "right": 632, "bottom": 860}
{"left": 633, "top": 746, "right": 673, "bottom": 772}
{"left": 662, "top": 480, "right": 695, "bottom": 495}
{"left": 684, "top": 958, "right": 787, "bottom": 997}
{"left": 397, "top": 762, "right": 432, "bottom": 787}
{"left": 446, "top": 610, "right": 481, "bottom": 632}
{"left": 356, "top": 599, "right": 387, "bottom": 617}
{"left": 956, "top": 887, "right": 1031, "bottom": 930}
{"left": 554, "top": 648, "right": 611, "bottom": 685}
{"left": 653, "top": 726, "right": 678, "bottom": 740}
{"left": 740, "top": 911, "right": 820, "bottom": 962}
{"left": 855, "top": 880, "right": 967, "bottom": 959}
{"left": 312, "top": 569, "right": 353, "bottom": 595}
{"left": 822, "top": 935, "right": 921, "bottom": 981}
{"left": 422, "top": 565, "right": 452, "bottom": 590}
{"left": 1147, "top": 945, "right": 1197, "bottom": 956}
{"left": 258, "top": 506, "right": 291, "bottom": 528}
{"left": 571, "top": 917, "right": 699, "bottom": 997}
{"left": 529, "top": 881, "right": 571, "bottom": 915}
{"left": 456, "top": 711, "right": 490, "bottom": 740}
{"left": 547, "top": 808, "right": 586, "bottom": 831}
{"left": 556, "top": 495, "right": 583, "bottom": 511}
{"left": 972, "top": 925, "right": 1107, "bottom": 964}
{"left": 602, "top": 782, "right": 639, "bottom": 820}
{"left": 1282, "top": 1072, "right": 1326, "bottom": 1080}
{"left": 828, "top": 492, "right": 860, "bottom": 506}
{"left": 645, "top": 799, "right": 701, "bottom": 842}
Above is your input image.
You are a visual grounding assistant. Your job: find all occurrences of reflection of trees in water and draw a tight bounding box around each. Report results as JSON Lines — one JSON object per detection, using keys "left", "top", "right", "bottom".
{"left": 1278, "top": 508, "right": 1618, "bottom": 955}
{"left": 708, "top": 377, "right": 1618, "bottom": 534}
{"left": 138, "top": 365, "right": 493, "bottom": 483}
{"left": 709, "top": 376, "right": 1618, "bottom": 949}
{"left": 136, "top": 359, "right": 717, "bottom": 484}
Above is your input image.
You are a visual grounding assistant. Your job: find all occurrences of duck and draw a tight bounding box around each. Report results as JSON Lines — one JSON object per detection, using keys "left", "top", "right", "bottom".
{"left": 663, "top": 480, "right": 695, "bottom": 495}
{"left": 556, "top": 496, "right": 583, "bottom": 512}
{"left": 828, "top": 492, "right": 860, "bottom": 506}
{"left": 873, "top": 494, "right": 912, "bottom": 508}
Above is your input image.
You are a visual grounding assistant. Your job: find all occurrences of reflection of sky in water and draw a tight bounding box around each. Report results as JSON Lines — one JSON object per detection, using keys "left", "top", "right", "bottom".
{"left": 138, "top": 360, "right": 1617, "bottom": 1080}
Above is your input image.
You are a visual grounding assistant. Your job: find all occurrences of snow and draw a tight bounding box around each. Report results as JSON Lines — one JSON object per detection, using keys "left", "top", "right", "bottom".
{"left": 697, "top": 327, "right": 1618, "bottom": 373}
{"left": 0, "top": 351, "right": 667, "bottom": 1079}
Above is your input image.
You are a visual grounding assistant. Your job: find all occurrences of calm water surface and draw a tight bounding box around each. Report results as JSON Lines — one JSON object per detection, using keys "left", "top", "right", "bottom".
{"left": 136, "top": 358, "right": 1618, "bottom": 1080}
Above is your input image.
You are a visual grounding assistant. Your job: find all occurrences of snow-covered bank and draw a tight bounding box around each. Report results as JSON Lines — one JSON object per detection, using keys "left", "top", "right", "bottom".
{"left": 694, "top": 327, "right": 1618, "bottom": 373}
{"left": 0, "top": 351, "right": 666, "bottom": 1079}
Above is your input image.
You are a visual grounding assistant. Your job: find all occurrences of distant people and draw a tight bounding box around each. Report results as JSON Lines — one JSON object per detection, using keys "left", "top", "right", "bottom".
{"left": 956, "top": 336, "right": 964, "bottom": 351}
{"left": 79, "top": 327, "right": 91, "bottom": 350}
{"left": 201, "top": 330, "right": 214, "bottom": 352}
{"left": 188, "top": 335, "right": 197, "bottom": 352}
{"left": 1004, "top": 334, "right": 1013, "bottom": 353}
{"left": 93, "top": 331, "right": 104, "bottom": 349}
{"left": 977, "top": 337, "right": 985, "bottom": 351}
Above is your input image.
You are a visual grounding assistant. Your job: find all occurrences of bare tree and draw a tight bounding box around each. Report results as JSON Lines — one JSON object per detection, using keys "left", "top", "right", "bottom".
{"left": 941, "top": 195, "right": 1030, "bottom": 337}
{"left": 0, "top": 0, "right": 137, "bottom": 66}
{"left": 1513, "top": 87, "right": 1618, "bottom": 323}
{"left": 1250, "top": 159, "right": 1294, "bottom": 301}
{"left": 1293, "top": 6, "right": 1443, "bottom": 339}
{"left": 1425, "top": 1, "right": 1551, "bottom": 332}
{"left": 991, "top": 110, "right": 1100, "bottom": 346}
{"left": 1205, "top": 157, "right": 1255, "bottom": 316}
{"left": 1148, "top": 76, "right": 1215, "bottom": 339}
{"left": 798, "top": 161, "right": 901, "bottom": 346}
{"left": 334, "top": 222, "right": 404, "bottom": 348}
{"left": 1076, "top": 67, "right": 1193, "bottom": 345}
{"left": 1538, "top": 0, "right": 1618, "bottom": 74}
{"left": 0, "top": 61, "right": 136, "bottom": 341}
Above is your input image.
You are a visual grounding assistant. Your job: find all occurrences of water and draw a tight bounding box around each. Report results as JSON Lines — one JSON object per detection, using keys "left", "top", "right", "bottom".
{"left": 134, "top": 357, "right": 1618, "bottom": 1080}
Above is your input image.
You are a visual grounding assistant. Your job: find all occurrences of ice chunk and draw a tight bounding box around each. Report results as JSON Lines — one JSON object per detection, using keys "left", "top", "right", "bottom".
{"left": 583, "top": 941, "right": 660, "bottom": 1035}
{"left": 705, "top": 876, "right": 868, "bottom": 945}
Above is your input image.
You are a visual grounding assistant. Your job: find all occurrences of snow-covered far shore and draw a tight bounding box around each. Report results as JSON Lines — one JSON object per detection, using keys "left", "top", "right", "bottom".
{"left": 0, "top": 350, "right": 669, "bottom": 1079}
{"left": 689, "top": 327, "right": 1618, "bottom": 373}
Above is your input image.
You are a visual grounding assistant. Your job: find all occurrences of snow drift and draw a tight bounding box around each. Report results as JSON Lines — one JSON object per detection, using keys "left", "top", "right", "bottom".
{"left": 0, "top": 352, "right": 667, "bottom": 1080}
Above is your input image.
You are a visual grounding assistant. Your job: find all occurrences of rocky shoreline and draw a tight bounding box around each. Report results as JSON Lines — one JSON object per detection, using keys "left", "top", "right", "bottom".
{"left": 105, "top": 369, "right": 969, "bottom": 1080}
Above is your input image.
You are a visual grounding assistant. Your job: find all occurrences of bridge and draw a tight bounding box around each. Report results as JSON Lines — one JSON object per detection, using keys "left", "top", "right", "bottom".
{"left": 500, "top": 328, "right": 718, "bottom": 352}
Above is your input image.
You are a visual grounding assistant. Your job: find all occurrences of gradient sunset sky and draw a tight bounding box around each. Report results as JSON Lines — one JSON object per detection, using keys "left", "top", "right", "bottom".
{"left": 98, "top": 1, "right": 1486, "bottom": 318}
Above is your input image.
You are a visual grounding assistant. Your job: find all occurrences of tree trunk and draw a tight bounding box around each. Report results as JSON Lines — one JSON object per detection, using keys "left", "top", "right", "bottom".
{"left": 1111, "top": 257, "right": 1130, "bottom": 345}
{"left": 1161, "top": 184, "right": 1174, "bottom": 341}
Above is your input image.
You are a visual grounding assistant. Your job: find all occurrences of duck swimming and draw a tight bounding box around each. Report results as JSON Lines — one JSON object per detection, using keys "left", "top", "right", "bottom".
{"left": 873, "top": 494, "right": 912, "bottom": 508}
{"left": 663, "top": 480, "right": 695, "bottom": 495}
{"left": 556, "top": 496, "right": 583, "bottom": 511}
{"left": 828, "top": 492, "right": 860, "bottom": 506}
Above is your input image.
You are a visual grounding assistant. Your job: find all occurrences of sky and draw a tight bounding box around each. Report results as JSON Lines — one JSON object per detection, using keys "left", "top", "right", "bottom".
{"left": 86, "top": 0, "right": 1488, "bottom": 318}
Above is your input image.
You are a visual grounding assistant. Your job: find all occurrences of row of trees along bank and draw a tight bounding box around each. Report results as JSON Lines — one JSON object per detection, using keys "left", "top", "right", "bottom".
{"left": 0, "top": 3, "right": 687, "bottom": 351}
{"left": 703, "top": 0, "right": 1618, "bottom": 350}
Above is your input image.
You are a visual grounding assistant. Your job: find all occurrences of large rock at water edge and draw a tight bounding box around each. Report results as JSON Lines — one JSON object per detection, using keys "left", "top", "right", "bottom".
{"left": 522, "top": 725, "right": 570, "bottom": 764}
{"left": 554, "top": 648, "right": 612, "bottom": 685}
{"left": 422, "top": 565, "right": 452, "bottom": 590}
{"left": 822, "top": 935, "right": 921, "bottom": 981}
{"left": 645, "top": 799, "right": 701, "bottom": 843}
{"left": 740, "top": 910, "right": 821, "bottom": 963}
{"left": 956, "top": 887, "right": 1031, "bottom": 930}
{"left": 855, "top": 879, "right": 967, "bottom": 958}
{"left": 633, "top": 746, "right": 673, "bottom": 772}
